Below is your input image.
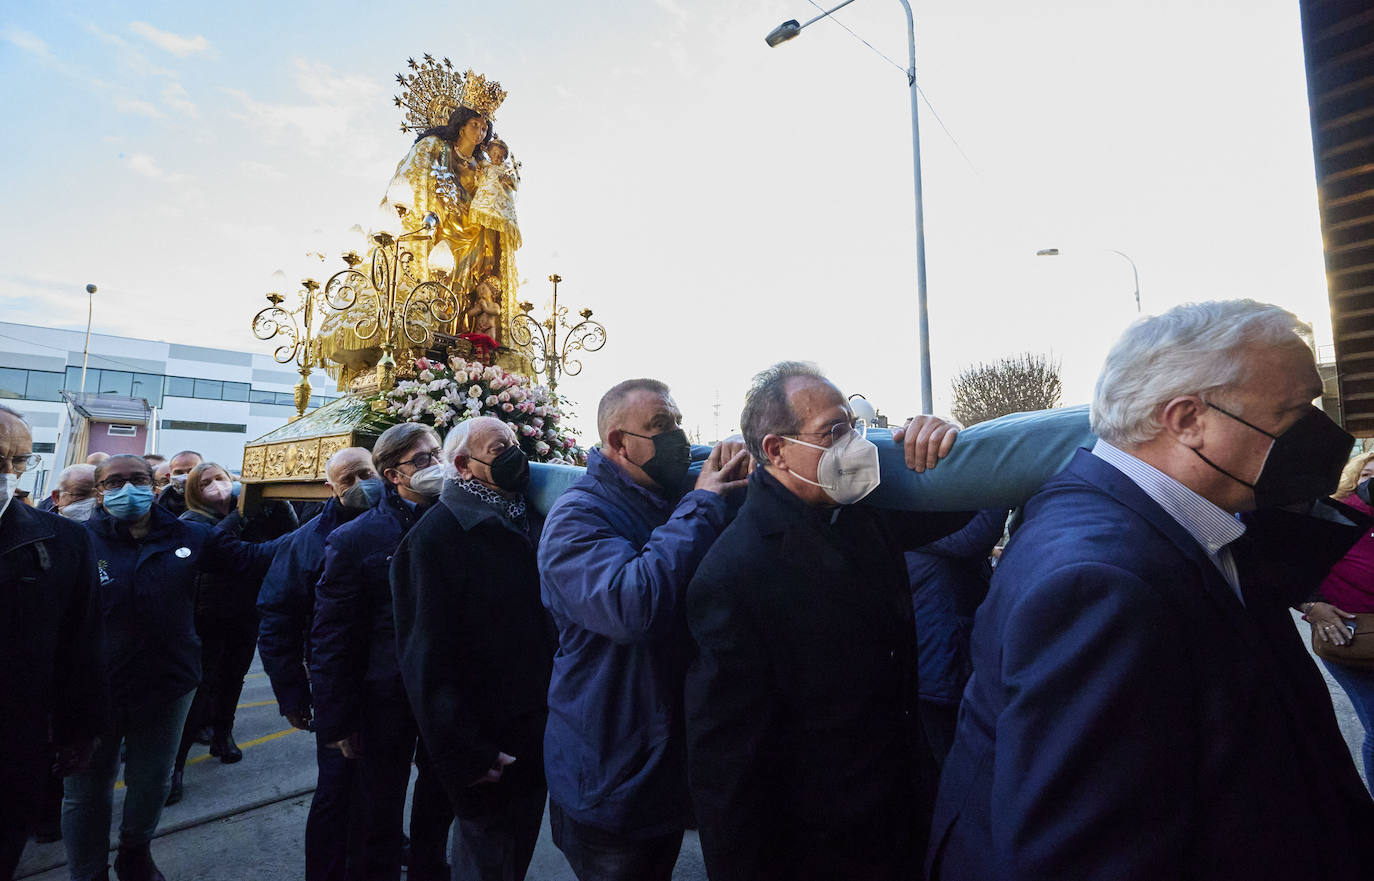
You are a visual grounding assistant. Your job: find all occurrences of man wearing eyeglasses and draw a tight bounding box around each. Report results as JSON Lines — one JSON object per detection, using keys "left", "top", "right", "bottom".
{"left": 0, "top": 404, "right": 108, "bottom": 880}
{"left": 310, "top": 422, "right": 454, "bottom": 881}
{"left": 683, "top": 362, "right": 973, "bottom": 881}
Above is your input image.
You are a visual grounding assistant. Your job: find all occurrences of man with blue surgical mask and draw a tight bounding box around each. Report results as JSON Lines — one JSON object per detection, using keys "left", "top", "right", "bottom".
{"left": 683, "top": 362, "right": 972, "bottom": 881}
{"left": 64, "top": 453, "right": 281, "bottom": 881}
{"left": 258, "top": 446, "right": 380, "bottom": 881}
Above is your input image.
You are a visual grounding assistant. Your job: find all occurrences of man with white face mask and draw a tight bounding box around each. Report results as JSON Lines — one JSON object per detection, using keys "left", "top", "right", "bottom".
{"left": 0, "top": 405, "right": 107, "bottom": 880}
{"left": 51, "top": 464, "right": 98, "bottom": 522}
{"left": 311, "top": 423, "right": 453, "bottom": 881}
{"left": 683, "top": 362, "right": 973, "bottom": 881}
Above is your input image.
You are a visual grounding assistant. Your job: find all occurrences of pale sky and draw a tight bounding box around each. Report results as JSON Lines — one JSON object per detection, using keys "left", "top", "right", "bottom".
{"left": 1, "top": 0, "right": 1331, "bottom": 443}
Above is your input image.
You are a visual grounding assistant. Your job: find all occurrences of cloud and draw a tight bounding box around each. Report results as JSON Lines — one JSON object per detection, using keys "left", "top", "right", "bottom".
{"left": 129, "top": 21, "right": 210, "bottom": 57}
{"left": 240, "top": 160, "right": 287, "bottom": 181}
{"left": 654, "top": 0, "right": 690, "bottom": 24}
{"left": 113, "top": 95, "right": 162, "bottom": 118}
{"left": 125, "top": 153, "right": 192, "bottom": 184}
{"left": 224, "top": 59, "right": 390, "bottom": 177}
{"left": 161, "top": 82, "right": 197, "bottom": 116}
{"left": 2, "top": 26, "right": 53, "bottom": 59}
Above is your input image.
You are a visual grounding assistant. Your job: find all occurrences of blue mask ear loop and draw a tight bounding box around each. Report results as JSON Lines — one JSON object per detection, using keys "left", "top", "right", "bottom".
{"left": 1191, "top": 400, "right": 1276, "bottom": 490}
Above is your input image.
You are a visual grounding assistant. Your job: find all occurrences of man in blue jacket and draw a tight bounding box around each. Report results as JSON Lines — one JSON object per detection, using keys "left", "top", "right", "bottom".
{"left": 258, "top": 446, "right": 380, "bottom": 881}
{"left": 538, "top": 378, "right": 749, "bottom": 880}
{"left": 929, "top": 300, "right": 1374, "bottom": 880}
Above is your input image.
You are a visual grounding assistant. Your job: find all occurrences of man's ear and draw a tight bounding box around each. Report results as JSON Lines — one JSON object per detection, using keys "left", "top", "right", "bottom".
{"left": 453, "top": 453, "right": 473, "bottom": 480}
{"left": 1159, "top": 396, "right": 1207, "bottom": 449}
{"left": 760, "top": 434, "right": 785, "bottom": 469}
{"left": 604, "top": 428, "right": 625, "bottom": 457}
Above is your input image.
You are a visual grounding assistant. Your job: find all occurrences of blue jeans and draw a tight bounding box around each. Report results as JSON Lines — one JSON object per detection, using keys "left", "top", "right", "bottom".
{"left": 61, "top": 690, "right": 195, "bottom": 881}
{"left": 1323, "top": 659, "right": 1374, "bottom": 792}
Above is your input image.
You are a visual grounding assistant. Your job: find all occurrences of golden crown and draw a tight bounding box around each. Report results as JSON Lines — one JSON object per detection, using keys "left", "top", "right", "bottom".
{"left": 393, "top": 55, "right": 506, "bottom": 133}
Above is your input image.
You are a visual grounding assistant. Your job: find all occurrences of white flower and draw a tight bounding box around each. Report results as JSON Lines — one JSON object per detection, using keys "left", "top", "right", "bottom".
{"left": 535, "top": 441, "right": 550, "bottom": 455}
{"left": 468, "top": 385, "right": 482, "bottom": 398}
{"left": 419, "top": 370, "right": 434, "bottom": 382}
{"left": 502, "top": 402, "right": 514, "bottom": 412}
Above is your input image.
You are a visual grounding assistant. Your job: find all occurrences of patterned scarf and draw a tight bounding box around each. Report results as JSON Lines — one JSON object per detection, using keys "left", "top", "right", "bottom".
{"left": 456, "top": 478, "right": 527, "bottom": 529}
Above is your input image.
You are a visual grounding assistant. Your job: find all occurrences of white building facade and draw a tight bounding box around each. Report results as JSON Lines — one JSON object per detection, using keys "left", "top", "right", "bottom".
{"left": 0, "top": 321, "right": 338, "bottom": 498}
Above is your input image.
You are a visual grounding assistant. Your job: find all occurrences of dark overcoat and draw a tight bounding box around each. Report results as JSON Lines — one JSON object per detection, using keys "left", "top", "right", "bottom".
{"left": 0, "top": 501, "right": 108, "bottom": 813}
{"left": 391, "top": 481, "right": 556, "bottom": 816}
{"left": 929, "top": 450, "right": 1374, "bottom": 880}
{"left": 684, "top": 468, "right": 972, "bottom": 881}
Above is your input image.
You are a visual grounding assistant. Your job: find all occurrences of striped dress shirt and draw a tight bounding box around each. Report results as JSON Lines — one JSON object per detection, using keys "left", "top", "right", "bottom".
{"left": 1092, "top": 439, "right": 1246, "bottom": 602}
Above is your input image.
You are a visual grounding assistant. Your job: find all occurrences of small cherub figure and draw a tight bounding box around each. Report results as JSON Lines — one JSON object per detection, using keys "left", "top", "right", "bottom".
{"left": 465, "top": 276, "right": 503, "bottom": 341}
{"left": 470, "top": 138, "right": 520, "bottom": 248}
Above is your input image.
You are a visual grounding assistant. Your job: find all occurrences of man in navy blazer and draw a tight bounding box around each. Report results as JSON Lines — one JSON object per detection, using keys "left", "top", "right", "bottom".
{"left": 929, "top": 300, "right": 1374, "bottom": 880}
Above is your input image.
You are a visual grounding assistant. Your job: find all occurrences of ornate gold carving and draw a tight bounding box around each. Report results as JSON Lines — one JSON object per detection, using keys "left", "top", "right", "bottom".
{"left": 242, "top": 446, "right": 265, "bottom": 480}
{"left": 317, "top": 436, "right": 350, "bottom": 477}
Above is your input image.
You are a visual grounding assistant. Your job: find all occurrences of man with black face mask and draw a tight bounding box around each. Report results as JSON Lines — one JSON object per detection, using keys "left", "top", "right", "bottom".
{"left": 536, "top": 378, "right": 750, "bottom": 881}
{"left": 392, "top": 416, "right": 554, "bottom": 881}
{"left": 928, "top": 300, "right": 1374, "bottom": 881}
{"left": 257, "top": 446, "right": 379, "bottom": 881}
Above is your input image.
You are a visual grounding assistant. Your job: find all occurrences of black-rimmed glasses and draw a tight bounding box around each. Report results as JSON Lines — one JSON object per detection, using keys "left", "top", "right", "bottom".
{"left": 98, "top": 474, "right": 153, "bottom": 491}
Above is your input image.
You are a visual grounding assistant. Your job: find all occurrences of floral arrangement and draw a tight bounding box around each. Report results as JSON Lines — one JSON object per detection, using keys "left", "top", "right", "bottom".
{"left": 373, "top": 356, "right": 585, "bottom": 464}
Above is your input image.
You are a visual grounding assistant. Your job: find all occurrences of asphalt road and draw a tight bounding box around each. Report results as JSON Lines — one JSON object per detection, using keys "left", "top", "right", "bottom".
{"left": 13, "top": 617, "right": 1365, "bottom": 880}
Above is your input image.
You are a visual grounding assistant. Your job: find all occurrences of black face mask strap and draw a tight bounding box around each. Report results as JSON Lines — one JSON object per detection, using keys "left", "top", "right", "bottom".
{"left": 1206, "top": 401, "right": 1279, "bottom": 441}
{"left": 1192, "top": 448, "right": 1257, "bottom": 491}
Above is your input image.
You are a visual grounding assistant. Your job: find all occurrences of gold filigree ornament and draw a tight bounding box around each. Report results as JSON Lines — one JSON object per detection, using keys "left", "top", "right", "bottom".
{"left": 393, "top": 55, "right": 506, "bottom": 133}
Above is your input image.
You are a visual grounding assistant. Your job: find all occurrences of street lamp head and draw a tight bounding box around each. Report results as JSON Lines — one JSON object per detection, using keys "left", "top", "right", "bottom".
{"left": 1035, "top": 248, "right": 1060, "bottom": 257}
{"left": 765, "top": 20, "right": 801, "bottom": 47}
{"left": 85, "top": 283, "right": 97, "bottom": 294}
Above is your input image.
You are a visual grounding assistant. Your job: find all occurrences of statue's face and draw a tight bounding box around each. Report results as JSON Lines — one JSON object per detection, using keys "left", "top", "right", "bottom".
{"left": 461, "top": 116, "right": 487, "bottom": 146}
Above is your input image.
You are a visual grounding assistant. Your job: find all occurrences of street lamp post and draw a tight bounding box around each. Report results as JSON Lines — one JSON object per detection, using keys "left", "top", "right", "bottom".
{"left": 766, "top": 0, "right": 933, "bottom": 413}
{"left": 1036, "top": 247, "right": 1141, "bottom": 312}
{"left": 80, "top": 283, "right": 96, "bottom": 394}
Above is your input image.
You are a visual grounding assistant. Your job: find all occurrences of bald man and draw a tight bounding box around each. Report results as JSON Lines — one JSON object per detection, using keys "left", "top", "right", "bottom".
{"left": 258, "top": 447, "right": 380, "bottom": 881}
{"left": 0, "top": 405, "right": 107, "bottom": 878}
{"left": 392, "top": 417, "right": 555, "bottom": 881}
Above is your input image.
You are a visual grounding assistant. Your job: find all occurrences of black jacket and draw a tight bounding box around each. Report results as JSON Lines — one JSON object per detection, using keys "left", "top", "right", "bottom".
{"left": 310, "top": 482, "right": 427, "bottom": 742}
{"left": 257, "top": 498, "right": 367, "bottom": 717}
{"left": 0, "top": 502, "right": 108, "bottom": 808}
{"left": 392, "top": 481, "right": 556, "bottom": 816}
{"left": 684, "top": 468, "right": 973, "bottom": 881}
{"left": 84, "top": 504, "right": 279, "bottom": 713}
{"left": 182, "top": 502, "right": 297, "bottom": 620}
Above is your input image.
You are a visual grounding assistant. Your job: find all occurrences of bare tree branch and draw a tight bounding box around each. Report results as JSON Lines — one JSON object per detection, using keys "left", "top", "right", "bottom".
{"left": 951, "top": 353, "right": 1063, "bottom": 426}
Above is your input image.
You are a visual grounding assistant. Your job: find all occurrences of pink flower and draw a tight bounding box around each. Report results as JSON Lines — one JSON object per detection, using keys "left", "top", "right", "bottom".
{"left": 486, "top": 395, "right": 498, "bottom": 406}
{"left": 416, "top": 357, "right": 433, "bottom": 371}
{"left": 502, "top": 402, "right": 514, "bottom": 412}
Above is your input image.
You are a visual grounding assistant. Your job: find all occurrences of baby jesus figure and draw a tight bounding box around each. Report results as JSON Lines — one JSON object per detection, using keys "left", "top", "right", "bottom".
{"left": 470, "top": 138, "right": 521, "bottom": 250}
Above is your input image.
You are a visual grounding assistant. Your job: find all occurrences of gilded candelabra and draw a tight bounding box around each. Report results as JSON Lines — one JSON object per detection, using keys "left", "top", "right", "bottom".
{"left": 323, "top": 212, "right": 461, "bottom": 391}
{"left": 508, "top": 274, "right": 607, "bottom": 394}
{"left": 252, "top": 277, "right": 351, "bottom": 420}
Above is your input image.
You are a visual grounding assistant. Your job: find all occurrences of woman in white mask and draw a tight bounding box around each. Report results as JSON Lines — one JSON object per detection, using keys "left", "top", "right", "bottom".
{"left": 166, "top": 462, "right": 298, "bottom": 804}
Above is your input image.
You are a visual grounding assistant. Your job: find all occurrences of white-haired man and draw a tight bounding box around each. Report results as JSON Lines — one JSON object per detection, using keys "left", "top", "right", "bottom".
{"left": 50, "top": 464, "right": 98, "bottom": 521}
{"left": 928, "top": 300, "right": 1374, "bottom": 880}
{"left": 393, "top": 416, "right": 555, "bottom": 881}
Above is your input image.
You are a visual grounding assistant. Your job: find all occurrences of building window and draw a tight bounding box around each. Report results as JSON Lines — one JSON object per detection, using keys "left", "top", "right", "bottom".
{"left": 165, "top": 376, "right": 195, "bottom": 398}
{"left": 192, "top": 378, "right": 223, "bottom": 400}
{"left": 221, "top": 381, "right": 250, "bottom": 402}
{"left": 0, "top": 367, "right": 24, "bottom": 399}
{"left": 159, "top": 419, "right": 248, "bottom": 434}
{"left": 132, "top": 373, "right": 164, "bottom": 407}
{"left": 25, "top": 371, "right": 65, "bottom": 402}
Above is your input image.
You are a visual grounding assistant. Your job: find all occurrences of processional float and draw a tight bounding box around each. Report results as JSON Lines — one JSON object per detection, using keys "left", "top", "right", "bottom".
{"left": 239, "top": 55, "right": 605, "bottom": 508}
